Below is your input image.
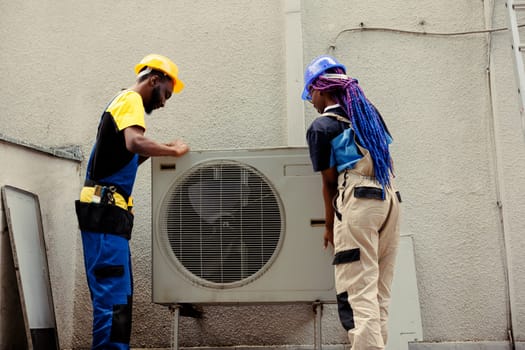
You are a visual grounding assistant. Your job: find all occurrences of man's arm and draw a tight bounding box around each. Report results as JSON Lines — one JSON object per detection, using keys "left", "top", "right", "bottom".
{"left": 124, "top": 126, "right": 189, "bottom": 162}
{"left": 321, "top": 166, "right": 339, "bottom": 249}
{"left": 138, "top": 155, "right": 150, "bottom": 165}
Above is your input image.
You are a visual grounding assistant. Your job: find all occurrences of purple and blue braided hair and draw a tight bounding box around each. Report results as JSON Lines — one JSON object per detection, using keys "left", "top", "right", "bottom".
{"left": 311, "top": 68, "right": 394, "bottom": 188}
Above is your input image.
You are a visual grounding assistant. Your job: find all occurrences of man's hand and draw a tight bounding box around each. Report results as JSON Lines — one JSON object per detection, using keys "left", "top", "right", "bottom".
{"left": 124, "top": 126, "right": 190, "bottom": 161}
{"left": 166, "top": 139, "right": 189, "bottom": 157}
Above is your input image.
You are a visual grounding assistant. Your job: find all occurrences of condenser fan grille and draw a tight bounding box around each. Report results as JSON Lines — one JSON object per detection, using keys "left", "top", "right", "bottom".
{"left": 160, "top": 161, "right": 283, "bottom": 286}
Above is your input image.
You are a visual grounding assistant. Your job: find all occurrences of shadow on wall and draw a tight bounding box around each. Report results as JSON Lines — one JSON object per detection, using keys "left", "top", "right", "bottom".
{"left": 0, "top": 223, "right": 28, "bottom": 349}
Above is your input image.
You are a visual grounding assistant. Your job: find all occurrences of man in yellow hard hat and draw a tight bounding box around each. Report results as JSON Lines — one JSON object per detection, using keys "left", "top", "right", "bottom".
{"left": 75, "top": 54, "right": 189, "bottom": 350}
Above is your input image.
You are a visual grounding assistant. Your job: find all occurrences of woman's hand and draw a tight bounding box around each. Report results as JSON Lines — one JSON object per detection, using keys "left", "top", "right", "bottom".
{"left": 321, "top": 167, "right": 338, "bottom": 250}
{"left": 324, "top": 228, "right": 334, "bottom": 249}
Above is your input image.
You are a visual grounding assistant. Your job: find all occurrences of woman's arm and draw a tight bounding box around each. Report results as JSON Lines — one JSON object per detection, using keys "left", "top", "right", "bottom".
{"left": 321, "top": 166, "right": 339, "bottom": 248}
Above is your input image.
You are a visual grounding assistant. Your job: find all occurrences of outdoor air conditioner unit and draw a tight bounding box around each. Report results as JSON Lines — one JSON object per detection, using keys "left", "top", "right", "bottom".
{"left": 152, "top": 147, "right": 335, "bottom": 304}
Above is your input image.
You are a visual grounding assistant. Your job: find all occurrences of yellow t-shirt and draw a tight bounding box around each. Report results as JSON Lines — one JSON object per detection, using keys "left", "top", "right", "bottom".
{"left": 107, "top": 90, "right": 146, "bottom": 131}
{"left": 80, "top": 90, "right": 145, "bottom": 210}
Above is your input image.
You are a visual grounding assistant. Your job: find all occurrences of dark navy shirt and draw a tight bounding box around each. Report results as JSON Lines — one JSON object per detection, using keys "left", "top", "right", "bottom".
{"left": 307, "top": 104, "right": 392, "bottom": 173}
{"left": 306, "top": 106, "right": 350, "bottom": 172}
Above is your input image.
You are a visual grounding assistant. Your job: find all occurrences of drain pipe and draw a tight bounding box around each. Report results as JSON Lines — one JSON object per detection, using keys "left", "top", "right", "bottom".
{"left": 170, "top": 304, "right": 180, "bottom": 350}
{"left": 284, "top": 0, "right": 306, "bottom": 146}
{"left": 484, "top": 1, "right": 517, "bottom": 348}
{"left": 313, "top": 301, "right": 323, "bottom": 350}
{"left": 285, "top": 4, "right": 324, "bottom": 347}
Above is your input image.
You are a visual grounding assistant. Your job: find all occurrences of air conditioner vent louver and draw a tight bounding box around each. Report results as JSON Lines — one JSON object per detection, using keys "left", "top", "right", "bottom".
{"left": 159, "top": 160, "right": 283, "bottom": 287}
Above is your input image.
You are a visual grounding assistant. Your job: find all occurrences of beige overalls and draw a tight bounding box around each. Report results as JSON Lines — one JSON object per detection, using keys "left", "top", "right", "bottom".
{"left": 332, "top": 131, "right": 401, "bottom": 349}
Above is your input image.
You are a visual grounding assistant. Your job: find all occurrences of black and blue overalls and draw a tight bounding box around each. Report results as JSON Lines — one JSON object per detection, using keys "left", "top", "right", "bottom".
{"left": 75, "top": 90, "right": 145, "bottom": 350}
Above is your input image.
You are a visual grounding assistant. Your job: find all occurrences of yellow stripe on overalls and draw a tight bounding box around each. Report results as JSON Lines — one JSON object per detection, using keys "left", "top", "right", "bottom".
{"left": 80, "top": 186, "right": 130, "bottom": 211}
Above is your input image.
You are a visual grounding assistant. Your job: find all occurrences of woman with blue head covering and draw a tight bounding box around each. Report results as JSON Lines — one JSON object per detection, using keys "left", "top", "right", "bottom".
{"left": 302, "top": 54, "right": 401, "bottom": 350}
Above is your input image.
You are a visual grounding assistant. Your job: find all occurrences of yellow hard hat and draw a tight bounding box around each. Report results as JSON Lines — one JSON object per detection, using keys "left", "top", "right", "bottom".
{"left": 134, "top": 54, "right": 184, "bottom": 93}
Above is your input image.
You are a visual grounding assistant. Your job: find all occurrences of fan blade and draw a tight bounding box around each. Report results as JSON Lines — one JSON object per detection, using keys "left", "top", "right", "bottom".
{"left": 188, "top": 181, "right": 250, "bottom": 224}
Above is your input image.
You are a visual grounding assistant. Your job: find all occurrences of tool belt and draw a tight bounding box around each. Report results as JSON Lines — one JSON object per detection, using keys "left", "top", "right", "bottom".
{"left": 84, "top": 179, "right": 130, "bottom": 204}
{"left": 75, "top": 180, "right": 134, "bottom": 240}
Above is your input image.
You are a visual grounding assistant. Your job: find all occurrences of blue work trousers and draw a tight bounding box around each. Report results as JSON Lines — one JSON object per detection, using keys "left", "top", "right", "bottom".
{"left": 81, "top": 231, "right": 133, "bottom": 350}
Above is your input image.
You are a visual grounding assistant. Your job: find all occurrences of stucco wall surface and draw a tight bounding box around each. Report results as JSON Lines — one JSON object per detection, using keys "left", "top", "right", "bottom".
{"left": 302, "top": 0, "right": 522, "bottom": 342}
{"left": 0, "top": 0, "right": 524, "bottom": 349}
{"left": 0, "top": 140, "right": 81, "bottom": 348}
{"left": 0, "top": 0, "right": 286, "bottom": 152}
{"left": 486, "top": 0, "right": 525, "bottom": 340}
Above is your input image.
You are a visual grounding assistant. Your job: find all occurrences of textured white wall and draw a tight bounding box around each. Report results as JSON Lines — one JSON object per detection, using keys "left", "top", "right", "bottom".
{"left": 1, "top": 0, "right": 524, "bottom": 348}
{"left": 487, "top": 0, "right": 525, "bottom": 341}
{"left": 0, "top": 141, "right": 81, "bottom": 348}
{"left": 303, "top": 0, "right": 525, "bottom": 343}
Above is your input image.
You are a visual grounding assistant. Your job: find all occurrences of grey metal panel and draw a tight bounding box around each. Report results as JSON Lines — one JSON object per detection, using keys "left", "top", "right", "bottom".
{"left": 1, "top": 185, "right": 59, "bottom": 350}
{"left": 387, "top": 235, "right": 424, "bottom": 349}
